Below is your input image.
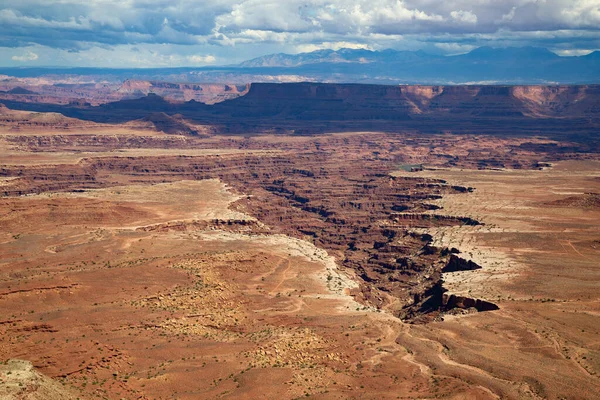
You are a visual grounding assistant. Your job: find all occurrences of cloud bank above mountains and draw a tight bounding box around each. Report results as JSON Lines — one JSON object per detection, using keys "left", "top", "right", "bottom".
{"left": 1, "top": 0, "right": 599, "bottom": 67}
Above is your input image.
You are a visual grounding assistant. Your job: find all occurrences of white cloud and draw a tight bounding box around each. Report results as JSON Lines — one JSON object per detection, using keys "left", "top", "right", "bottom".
{"left": 553, "top": 48, "right": 595, "bottom": 56}
{"left": 295, "top": 41, "right": 373, "bottom": 53}
{"left": 498, "top": 7, "right": 517, "bottom": 24}
{"left": 11, "top": 51, "right": 38, "bottom": 61}
{"left": 0, "top": 0, "right": 599, "bottom": 65}
{"left": 450, "top": 10, "right": 478, "bottom": 25}
{"left": 187, "top": 54, "right": 216, "bottom": 63}
{"left": 434, "top": 42, "right": 476, "bottom": 54}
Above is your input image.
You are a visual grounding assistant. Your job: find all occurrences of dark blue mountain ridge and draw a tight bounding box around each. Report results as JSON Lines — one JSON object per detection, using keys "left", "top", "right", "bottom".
{"left": 234, "top": 46, "right": 598, "bottom": 83}
{"left": 239, "top": 46, "right": 562, "bottom": 67}
{"left": 0, "top": 46, "right": 598, "bottom": 84}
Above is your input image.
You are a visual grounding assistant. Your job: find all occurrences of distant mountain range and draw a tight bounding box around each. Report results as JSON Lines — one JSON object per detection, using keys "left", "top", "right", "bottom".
{"left": 1, "top": 47, "right": 599, "bottom": 84}
{"left": 238, "top": 48, "right": 435, "bottom": 67}
{"left": 237, "top": 47, "right": 600, "bottom": 84}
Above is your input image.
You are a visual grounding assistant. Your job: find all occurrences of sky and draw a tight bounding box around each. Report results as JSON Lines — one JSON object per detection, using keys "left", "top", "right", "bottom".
{"left": 1, "top": 0, "right": 599, "bottom": 67}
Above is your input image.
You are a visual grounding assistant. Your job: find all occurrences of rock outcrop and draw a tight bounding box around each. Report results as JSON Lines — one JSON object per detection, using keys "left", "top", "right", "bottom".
{"left": 442, "top": 255, "right": 483, "bottom": 273}
{"left": 0, "top": 359, "right": 80, "bottom": 399}
{"left": 442, "top": 293, "right": 499, "bottom": 312}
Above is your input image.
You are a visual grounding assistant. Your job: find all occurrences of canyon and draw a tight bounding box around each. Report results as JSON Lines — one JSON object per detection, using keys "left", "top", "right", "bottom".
{"left": 0, "top": 83, "right": 599, "bottom": 399}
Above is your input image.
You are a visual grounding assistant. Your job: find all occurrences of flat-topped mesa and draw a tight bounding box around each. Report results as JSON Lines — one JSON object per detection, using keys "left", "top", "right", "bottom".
{"left": 234, "top": 82, "right": 416, "bottom": 120}
{"left": 240, "top": 82, "right": 600, "bottom": 118}
{"left": 117, "top": 81, "right": 249, "bottom": 103}
{"left": 2, "top": 83, "right": 600, "bottom": 136}
{"left": 244, "top": 82, "right": 523, "bottom": 99}
{"left": 245, "top": 82, "right": 412, "bottom": 100}
{"left": 236, "top": 82, "right": 545, "bottom": 122}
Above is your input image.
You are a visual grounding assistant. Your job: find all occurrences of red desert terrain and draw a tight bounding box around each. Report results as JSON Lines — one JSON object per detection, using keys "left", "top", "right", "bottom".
{"left": 0, "top": 83, "right": 599, "bottom": 399}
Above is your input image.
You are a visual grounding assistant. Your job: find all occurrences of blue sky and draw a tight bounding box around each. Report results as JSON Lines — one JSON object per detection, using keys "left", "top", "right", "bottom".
{"left": 1, "top": 0, "right": 599, "bottom": 67}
